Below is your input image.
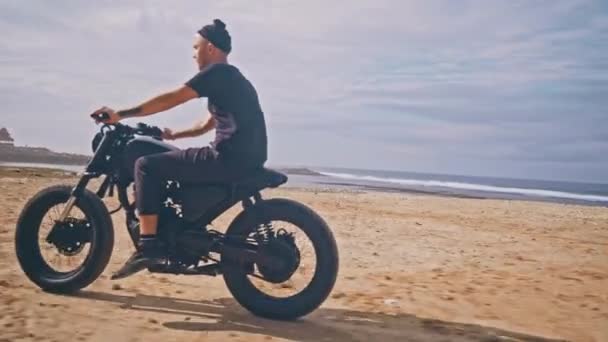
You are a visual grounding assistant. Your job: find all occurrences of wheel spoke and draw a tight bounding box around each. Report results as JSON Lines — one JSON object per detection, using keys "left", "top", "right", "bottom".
{"left": 51, "top": 205, "right": 61, "bottom": 221}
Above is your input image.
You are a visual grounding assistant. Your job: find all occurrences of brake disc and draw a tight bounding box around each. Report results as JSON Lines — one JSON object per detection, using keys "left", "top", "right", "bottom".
{"left": 46, "top": 218, "right": 92, "bottom": 256}
{"left": 257, "top": 230, "right": 301, "bottom": 283}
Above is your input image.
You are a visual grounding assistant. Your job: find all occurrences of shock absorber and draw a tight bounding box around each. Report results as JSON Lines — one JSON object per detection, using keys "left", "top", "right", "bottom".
{"left": 255, "top": 221, "right": 274, "bottom": 243}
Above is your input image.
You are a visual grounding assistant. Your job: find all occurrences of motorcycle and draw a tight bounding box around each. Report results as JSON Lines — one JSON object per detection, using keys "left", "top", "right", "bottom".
{"left": 14, "top": 113, "right": 339, "bottom": 320}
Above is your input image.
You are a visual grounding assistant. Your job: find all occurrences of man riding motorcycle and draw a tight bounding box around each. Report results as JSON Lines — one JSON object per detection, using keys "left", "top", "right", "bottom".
{"left": 91, "top": 19, "right": 268, "bottom": 280}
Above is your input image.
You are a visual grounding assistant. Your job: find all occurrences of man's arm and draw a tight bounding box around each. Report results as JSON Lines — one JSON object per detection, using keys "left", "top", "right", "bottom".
{"left": 116, "top": 85, "right": 199, "bottom": 119}
{"left": 166, "top": 114, "right": 216, "bottom": 140}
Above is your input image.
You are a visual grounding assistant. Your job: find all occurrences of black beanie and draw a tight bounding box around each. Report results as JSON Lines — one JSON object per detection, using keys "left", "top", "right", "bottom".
{"left": 198, "top": 19, "right": 232, "bottom": 54}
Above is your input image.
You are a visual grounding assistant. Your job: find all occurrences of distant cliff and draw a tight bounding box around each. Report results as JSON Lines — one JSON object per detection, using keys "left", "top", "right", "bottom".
{"left": 0, "top": 144, "right": 90, "bottom": 165}
{"left": 0, "top": 128, "right": 325, "bottom": 174}
{"left": 0, "top": 145, "right": 324, "bottom": 174}
{"left": 0, "top": 127, "right": 90, "bottom": 165}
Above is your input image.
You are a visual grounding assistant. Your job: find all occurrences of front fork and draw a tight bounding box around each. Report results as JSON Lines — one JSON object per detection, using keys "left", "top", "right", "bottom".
{"left": 59, "top": 128, "right": 116, "bottom": 222}
{"left": 58, "top": 172, "right": 97, "bottom": 221}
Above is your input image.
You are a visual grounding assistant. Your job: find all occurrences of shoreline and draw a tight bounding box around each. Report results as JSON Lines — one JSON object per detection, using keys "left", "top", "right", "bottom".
{"left": 0, "top": 165, "right": 78, "bottom": 178}
{"left": 1, "top": 165, "right": 606, "bottom": 208}
{"left": 302, "top": 180, "right": 608, "bottom": 207}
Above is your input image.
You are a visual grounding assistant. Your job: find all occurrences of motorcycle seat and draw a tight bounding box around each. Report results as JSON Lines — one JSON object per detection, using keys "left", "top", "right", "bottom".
{"left": 231, "top": 168, "right": 288, "bottom": 190}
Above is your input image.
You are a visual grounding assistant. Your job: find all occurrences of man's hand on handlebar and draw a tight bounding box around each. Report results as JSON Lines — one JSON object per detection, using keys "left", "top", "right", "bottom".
{"left": 90, "top": 106, "right": 121, "bottom": 124}
{"left": 162, "top": 128, "right": 176, "bottom": 140}
{"left": 89, "top": 108, "right": 164, "bottom": 139}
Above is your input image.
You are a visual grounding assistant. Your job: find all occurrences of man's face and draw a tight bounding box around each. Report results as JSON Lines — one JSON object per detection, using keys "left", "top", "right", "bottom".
{"left": 193, "top": 35, "right": 218, "bottom": 70}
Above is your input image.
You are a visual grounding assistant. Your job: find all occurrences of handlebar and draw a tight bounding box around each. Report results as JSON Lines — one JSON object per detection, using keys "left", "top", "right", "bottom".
{"left": 91, "top": 112, "right": 163, "bottom": 139}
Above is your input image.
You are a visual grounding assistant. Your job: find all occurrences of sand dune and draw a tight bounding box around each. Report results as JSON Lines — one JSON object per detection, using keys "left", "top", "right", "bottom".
{"left": 1, "top": 173, "right": 606, "bottom": 341}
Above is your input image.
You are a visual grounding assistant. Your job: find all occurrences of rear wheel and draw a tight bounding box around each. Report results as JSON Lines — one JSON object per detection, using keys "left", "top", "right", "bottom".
{"left": 222, "top": 198, "right": 339, "bottom": 320}
{"left": 15, "top": 185, "right": 114, "bottom": 293}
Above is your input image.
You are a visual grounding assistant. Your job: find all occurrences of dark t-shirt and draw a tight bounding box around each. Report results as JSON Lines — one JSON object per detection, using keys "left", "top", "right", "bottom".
{"left": 185, "top": 63, "right": 268, "bottom": 166}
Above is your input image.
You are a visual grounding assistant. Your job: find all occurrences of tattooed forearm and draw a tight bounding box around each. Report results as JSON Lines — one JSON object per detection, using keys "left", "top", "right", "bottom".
{"left": 114, "top": 86, "right": 197, "bottom": 120}
{"left": 116, "top": 106, "right": 143, "bottom": 119}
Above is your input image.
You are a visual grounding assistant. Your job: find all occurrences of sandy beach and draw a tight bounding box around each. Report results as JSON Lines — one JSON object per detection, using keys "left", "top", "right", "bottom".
{"left": 0, "top": 168, "right": 606, "bottom": 342}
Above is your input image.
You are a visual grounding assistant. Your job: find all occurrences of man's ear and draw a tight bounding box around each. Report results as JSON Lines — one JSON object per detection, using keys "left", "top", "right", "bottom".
{"left": 208, "top": 42, "right": 218, "bottom": 55}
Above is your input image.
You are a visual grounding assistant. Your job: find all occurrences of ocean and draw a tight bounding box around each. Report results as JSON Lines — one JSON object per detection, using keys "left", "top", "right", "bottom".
{"left": 291, "top": 167, "right": 608, "bottom": 207}
{"left": 2, "top": 162, "right": 607, "bottom": 206}
{"left": 0, "top": 162, "right": 83, "bottom": 172}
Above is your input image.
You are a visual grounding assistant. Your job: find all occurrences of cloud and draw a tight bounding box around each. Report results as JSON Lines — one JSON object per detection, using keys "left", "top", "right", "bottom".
{"left": 0, "top": 0, "right": 606, "bottom": 182}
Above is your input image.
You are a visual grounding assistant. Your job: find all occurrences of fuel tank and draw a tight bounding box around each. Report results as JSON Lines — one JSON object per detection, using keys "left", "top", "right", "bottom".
{"left": 119, "top": 136, "right": 179, "bottom": 184}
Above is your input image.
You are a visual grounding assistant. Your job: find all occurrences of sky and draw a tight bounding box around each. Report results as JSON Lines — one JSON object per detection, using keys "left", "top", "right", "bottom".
{"left": 0, "top": 0, "right": 607, "bottom": 183}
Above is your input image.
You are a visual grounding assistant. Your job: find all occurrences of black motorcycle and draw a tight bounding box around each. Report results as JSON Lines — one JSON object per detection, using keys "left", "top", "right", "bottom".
{"left": 15, "top": 114, "right": 339, "bottom": 320}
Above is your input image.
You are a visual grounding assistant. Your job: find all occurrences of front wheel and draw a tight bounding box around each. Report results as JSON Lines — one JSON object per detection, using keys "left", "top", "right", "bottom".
{"left": 15, "top": 185, "right": 114, "bottom": 293}
{"left": 222, "top": 198, "right": 339, "bottom": 320}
